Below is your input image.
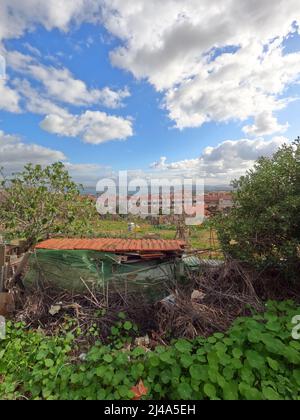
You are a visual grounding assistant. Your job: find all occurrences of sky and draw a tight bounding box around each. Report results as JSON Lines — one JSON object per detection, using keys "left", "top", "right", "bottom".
{"left": 0, "top": 0, "right": 300, "bottom": 188}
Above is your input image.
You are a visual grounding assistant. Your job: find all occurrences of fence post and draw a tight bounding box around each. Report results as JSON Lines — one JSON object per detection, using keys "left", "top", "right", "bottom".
{"left": 0, "top": 244, "right": 6, "bottom": 292}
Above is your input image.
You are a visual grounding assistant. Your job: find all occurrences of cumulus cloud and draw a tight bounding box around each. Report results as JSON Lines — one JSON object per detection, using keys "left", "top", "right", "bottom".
{"left": 0, "top": 79, "right": 21, "bottom": 113}
{"left": 0, "top": 130, "right": 66, "bottom": 172}
{"left": 150, "top": 156, "right": 199, "bottom": 171}
{"left": 150, "top": 137, "right": 288, "bottom": 183}
{"left": 164, "top": 43, "right": 300, "bottom": 130}
{"left": 12, "top": 79, "right": 68, "bottom": 116}
{"left": 6, "top": 50, "right": 130, "bottom": 108}
{"left": 102, "top": 0, "right": 300, "bottom": 134}
{"left": 0, "top": 130, "right": 109, "bottom": 184}
{"left": 242, "top": 112, "right": 289, "bottom": 137}
{"left": 0, "top": 0, "right": 102, "bottom": 41}
{"left": 1, "top": 50, "right": 134, "bottom": 145}
{"left": 40, "top": 110, "right": 133, "bottom": 144}
{"left": 2, "top": 1, "right": 298, "bottom": 136}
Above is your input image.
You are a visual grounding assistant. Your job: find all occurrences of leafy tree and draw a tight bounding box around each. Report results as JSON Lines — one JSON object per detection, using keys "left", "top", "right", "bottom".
{"left": 0, "top": 162, "right": 96, "bottom": 249}
{"left": 215, "top": 138, "right": 300, "bottom": 278}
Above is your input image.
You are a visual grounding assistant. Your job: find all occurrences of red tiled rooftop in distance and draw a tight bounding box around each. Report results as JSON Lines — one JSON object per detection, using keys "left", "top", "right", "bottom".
{"left": 36, "top": 238, "right": 186, "bottom": 253}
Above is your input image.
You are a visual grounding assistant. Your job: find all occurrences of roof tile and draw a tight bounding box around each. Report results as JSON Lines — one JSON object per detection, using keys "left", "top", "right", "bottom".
{"left": 36, "top": 238, "right": 186, "bottom": 253}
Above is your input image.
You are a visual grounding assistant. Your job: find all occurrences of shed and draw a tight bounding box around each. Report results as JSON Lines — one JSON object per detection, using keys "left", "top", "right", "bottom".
{"left": 25, "top": 238, "right": 186, "bottom": 301}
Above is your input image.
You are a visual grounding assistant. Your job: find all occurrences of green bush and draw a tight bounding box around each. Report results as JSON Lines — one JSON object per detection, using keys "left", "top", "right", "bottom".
{"left": 215, "top": 139, "right": 300, "bottom": 279}
{"left": 1, "top": 301, "right": 300, "bottom": 400}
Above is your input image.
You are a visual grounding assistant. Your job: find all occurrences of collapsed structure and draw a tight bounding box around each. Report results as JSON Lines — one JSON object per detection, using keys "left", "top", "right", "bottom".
{"left": 25, "top": 238, "right": 186, "bottom": 301}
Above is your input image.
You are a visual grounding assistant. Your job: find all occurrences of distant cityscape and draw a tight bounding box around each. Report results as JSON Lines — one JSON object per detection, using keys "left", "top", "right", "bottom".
{"left": 85, "top": 190, "right": 233, "bottom": 220}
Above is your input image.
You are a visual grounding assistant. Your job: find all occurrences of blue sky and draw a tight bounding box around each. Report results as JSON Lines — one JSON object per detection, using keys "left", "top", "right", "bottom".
{"left": 0, "top": 1, "right": 300, "bottom": 186}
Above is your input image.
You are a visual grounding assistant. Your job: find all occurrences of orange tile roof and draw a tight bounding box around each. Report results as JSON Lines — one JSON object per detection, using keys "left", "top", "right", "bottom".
{"left": 36, "top": 238, "right": 186, "bottom": 253}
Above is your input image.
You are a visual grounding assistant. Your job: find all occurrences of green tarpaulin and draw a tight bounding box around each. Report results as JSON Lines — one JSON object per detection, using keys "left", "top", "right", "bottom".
{"left": 24, "top": 249, "right": 182, "bottom": 301}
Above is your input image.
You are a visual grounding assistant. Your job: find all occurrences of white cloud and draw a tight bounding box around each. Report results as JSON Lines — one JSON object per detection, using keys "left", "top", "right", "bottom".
{"left": 11, "top": 80, "right": 134, "bottom": 144}
{"left": 243, "top": 111, "right": 289, "bottom": 137}
{"left": 40, "top": 110, "right": 134, "bottom": 144}
{"left": 2, "top": 1, "right": 298, "bottom": 136}
{"left": 0, "top": 129, "right": 109, "bottom": 184}
{"left": 0, "top": 79, "right": 20, "bottom": 113}
{"left": 102, "top": 0, "right": 300, "bottom": 134}
{"left": 6, "top": 50, "right": 130, "bottom": 108}
{"left": 0, "top": 130, "right": 66, "bottom": 172}
{"left": 150, "top": 136, "right": 288, "bottom": 183}
{"left": 1, "top": 50, "right": 134, "bottom": 145}
{"left": 12, "top": 78, "right": 68, "bottom": 116}
{"left": 164, "top": 43, "right": 300, "bottom": 130}
{"left": 0, "top": 0, "right": 102, "bottom": 41}
{"left": 65, "top": 162, "right": 113, "bottom": 185}
{"left": 150, "top": 156, "right": 199, "bottom": 171}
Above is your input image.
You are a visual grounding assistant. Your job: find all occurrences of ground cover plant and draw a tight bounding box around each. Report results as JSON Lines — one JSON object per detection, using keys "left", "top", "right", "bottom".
{"left": 1, "top": 300, "right": 300, "bottom": 400}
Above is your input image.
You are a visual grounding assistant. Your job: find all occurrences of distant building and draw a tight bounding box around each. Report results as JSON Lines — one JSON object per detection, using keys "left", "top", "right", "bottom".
{"left": 204, "top": 192, "right": 233, "bottom": 215}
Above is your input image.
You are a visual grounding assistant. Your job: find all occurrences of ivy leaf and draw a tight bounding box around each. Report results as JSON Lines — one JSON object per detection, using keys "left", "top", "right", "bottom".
{"left": 203, "top": 383, "right": 217, "bottom": 399}
{"left": 222, "top": 382, "right": 239, "bottom": 400}
{"left": 239, "top": 383, "right": 263, "bottom": 400}
{"left": 262, "top": 387, "right": 281, "bottom": 401}
{"left": 245, "top": 350, "right": 265, "bottom": 369}
{"left": 180, "top": 354, "right": 194, "bottom": 368}
{"left": 232, "top": 348, "right": 243, "bottom": 359}
{"left": 190, "top": 365, "right": 204, "bottom": 381}
{"left": 178, "top": 382, "right": 193, "bottom": 400}
{"left": 175, "top": 340, "right": 192, "bottom": 353}
{"left": 123, "top": 321, "right": 133, "bottom": 331}
{"left": 266, "top": 357, "right": 279, "bottom": 371}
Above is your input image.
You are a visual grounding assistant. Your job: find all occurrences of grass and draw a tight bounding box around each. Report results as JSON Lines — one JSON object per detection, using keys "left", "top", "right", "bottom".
{"left": 1, "top": 217, "right": 221, "bottom": 254}
{"left": 92, "top": 218, "right": 220, "bottom": 252}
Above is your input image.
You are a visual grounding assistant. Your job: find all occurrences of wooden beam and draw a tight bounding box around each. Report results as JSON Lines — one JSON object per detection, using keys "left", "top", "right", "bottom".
{"left": 0, "top": 244, "right": 5, "bottom": 267}
{"left": 0, "top": 245, "right": 6, "bottom": 293}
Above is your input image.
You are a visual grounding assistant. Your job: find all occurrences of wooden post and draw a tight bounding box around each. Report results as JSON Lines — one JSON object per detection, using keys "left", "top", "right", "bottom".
{"left": 0, "top": 244, "right": 6, "bottom": 293}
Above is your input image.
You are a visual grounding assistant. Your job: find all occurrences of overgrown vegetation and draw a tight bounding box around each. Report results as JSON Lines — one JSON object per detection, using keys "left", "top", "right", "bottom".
{"left": 216, "top": 139, "right": 300, "bottom": 279}
{"left": 1, "top": 301, "right": 300, "bottom": 400}
{"left": 1, "top": 142, "right": 299, "bottom": 401}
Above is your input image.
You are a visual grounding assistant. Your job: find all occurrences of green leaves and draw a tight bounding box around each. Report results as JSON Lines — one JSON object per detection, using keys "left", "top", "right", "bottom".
{"left": 203, "top": 383, "right": 217, "bottom": 399}
{"left": 44, "top": 359, "right": 54, "bottom": 368}
{"left": 175, "top": 339, "right": 193, "bottom": 353}
{"left": 103, "top": 354, "right": 113, "bottom": 363}
{"left": 215, "top": 139, "right": 300, "bottom": 280}
{"left": 190, "top": 365, "right": 205, "bottom": 381}
{"left": 262, "top": 387, "right": 281, "bottom": 401}
{"left": 245, "top": 351, "right": 266, "bottom": 370}
{"left": 178, "top": 382, "right": 193, "bottom": 399}
{"left": 0, "top": 162, "right": 97, "bottom": 247}
{"left": 1, "top": 301, "right": 300, "bottom": 401}
{"left": 123, "top": 321, "right": 133, "bottom": 331}
{"left": 266, "top": 357, "right": 279, "bottom": 372}
{"left": 232, "top": 348, "right": 243, "bottom": 359}
{"left": 239, "top": 383, "right": 263, "bottom": 400}
{"left": 180, "top": 354, "right": 194, "bottom": 368}
{"left": 222, "top": 382, "right": 238, "bottom": 400}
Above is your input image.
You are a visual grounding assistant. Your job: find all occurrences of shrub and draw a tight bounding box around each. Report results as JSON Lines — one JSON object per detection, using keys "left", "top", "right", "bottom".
{"left": 215, "top": 139, "right": 300, "bottom": 279}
